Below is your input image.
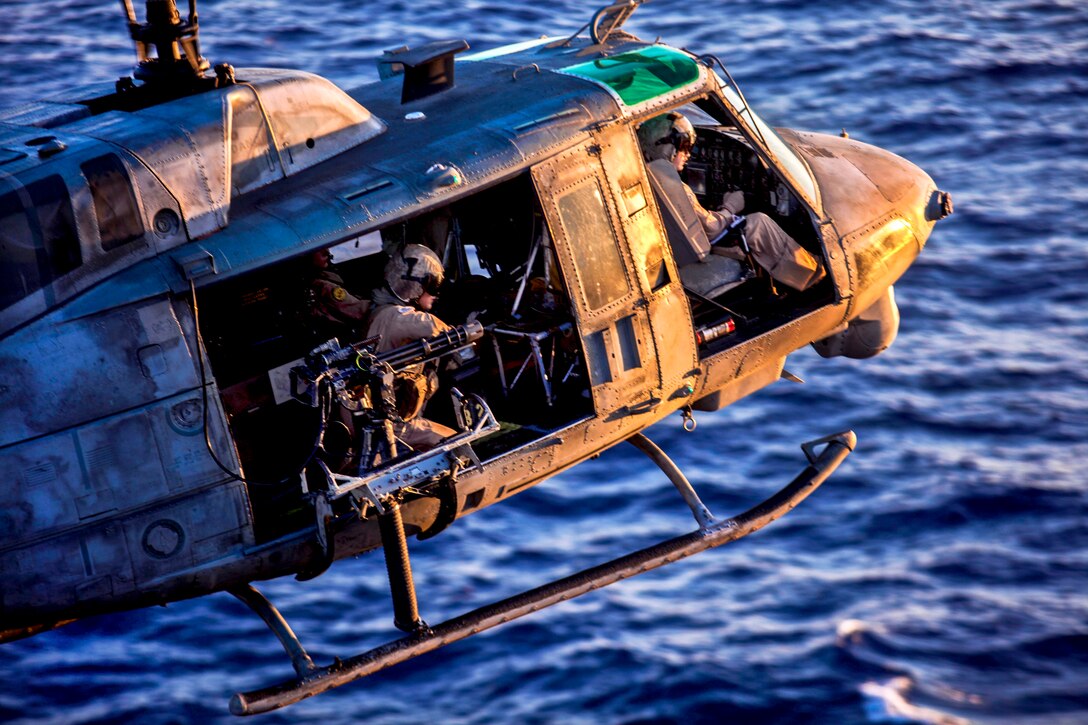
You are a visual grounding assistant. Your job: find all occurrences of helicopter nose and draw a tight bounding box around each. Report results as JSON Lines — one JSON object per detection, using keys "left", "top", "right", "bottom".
{"left": 785, "top": 129, "right": 951, "bottom": 250}
{"left": 848, "top": 148, "right": 946, "bottom": 311}
{"left": 782, "top": 129, "right": 951, "bottom": 313}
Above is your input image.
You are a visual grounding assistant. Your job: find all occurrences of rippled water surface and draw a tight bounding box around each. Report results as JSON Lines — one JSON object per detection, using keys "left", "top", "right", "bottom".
{"left": 2, "top": 1, "right": 1086, "bottom": 723}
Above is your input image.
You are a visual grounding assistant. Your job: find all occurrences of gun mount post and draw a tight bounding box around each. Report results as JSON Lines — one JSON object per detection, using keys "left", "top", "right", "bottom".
{"left": 378, "top": 500, "right": 428, "bottom": 634}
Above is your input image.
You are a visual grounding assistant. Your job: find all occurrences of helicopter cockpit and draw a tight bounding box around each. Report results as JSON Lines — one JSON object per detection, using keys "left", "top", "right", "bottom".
{"left": 643, "top": 100, "right": 835, "bottom": 357}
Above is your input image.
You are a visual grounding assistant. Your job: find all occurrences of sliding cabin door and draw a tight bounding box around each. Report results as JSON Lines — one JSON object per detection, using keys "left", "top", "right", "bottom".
{"left": 532, "top": 131, "right": 696, "bottom": 418}
{"left": 595, "top": 126, "right": 698, "bottom": 404}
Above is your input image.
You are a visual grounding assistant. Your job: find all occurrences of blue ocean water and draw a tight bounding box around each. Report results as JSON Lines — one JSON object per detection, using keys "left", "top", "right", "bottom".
{"left": 2, "top": 1, "right": 1086, "bottom": 723}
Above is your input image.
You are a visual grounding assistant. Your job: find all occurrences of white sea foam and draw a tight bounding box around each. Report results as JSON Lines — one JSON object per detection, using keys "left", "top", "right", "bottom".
{"left": 860, "top": 677, "right": 970, "bottom": 725}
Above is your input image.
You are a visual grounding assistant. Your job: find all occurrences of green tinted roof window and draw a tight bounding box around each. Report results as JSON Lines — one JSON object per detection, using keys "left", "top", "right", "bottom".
{"left": 563, "top": 46, "right": 701, "bottom": 107}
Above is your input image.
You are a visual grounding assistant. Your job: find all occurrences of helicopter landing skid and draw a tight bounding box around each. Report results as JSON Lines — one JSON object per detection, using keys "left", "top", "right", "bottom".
{"left": 228, "top": 430, "right": 856, "bottom": 716}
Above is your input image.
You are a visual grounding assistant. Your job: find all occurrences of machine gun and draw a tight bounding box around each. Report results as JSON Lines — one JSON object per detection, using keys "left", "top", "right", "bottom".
{"left": 286, "top": 321, "right": 497, "bottom": 601}
{"left": 290, "top": 320, "right": 490, "bottom": 475}
{"left": 290, "top": 321, "right": 483, "bottom": 410}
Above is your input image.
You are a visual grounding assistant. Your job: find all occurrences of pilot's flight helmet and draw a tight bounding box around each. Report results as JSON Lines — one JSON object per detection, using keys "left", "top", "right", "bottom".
{"left": 385, "top": 243, "right": 444, "bottom": 304}
{"left": 637, "top": 112, "right": 696, "bottom": 162}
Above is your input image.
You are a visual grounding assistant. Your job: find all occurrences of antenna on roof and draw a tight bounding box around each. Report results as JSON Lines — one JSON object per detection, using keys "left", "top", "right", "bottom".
{"left": 559, "top": 0, "right": 648, "bottom": 47}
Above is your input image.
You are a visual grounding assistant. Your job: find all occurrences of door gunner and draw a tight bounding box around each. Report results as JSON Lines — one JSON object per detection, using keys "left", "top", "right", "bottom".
{"left": 366, "top": 244, "right": 457, "bottom": 451}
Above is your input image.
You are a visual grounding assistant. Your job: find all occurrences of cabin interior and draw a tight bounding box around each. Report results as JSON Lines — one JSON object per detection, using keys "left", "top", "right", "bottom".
{"left": 195, "top": 106, "right": 835, "bottom": 543}
{"left": 200, "top": 173, "right": 596, "bottom": 540}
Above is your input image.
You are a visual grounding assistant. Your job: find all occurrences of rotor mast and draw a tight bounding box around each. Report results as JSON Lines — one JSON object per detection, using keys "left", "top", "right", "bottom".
{"left": 121, "top": 0, "right": 210, "bottom": 85}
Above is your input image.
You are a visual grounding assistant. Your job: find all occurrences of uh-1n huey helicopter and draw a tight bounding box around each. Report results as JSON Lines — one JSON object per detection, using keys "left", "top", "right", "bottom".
{"left": 0, "top": 0, "right": 953, "bottom": 715}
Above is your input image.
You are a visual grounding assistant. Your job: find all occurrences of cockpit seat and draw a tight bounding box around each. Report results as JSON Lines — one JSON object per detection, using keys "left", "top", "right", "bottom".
{"left": 678, "top": 254, "right": 747, "bottom": 298}
{"left": 644, "top": 158, "right": 747, "bottom": 298}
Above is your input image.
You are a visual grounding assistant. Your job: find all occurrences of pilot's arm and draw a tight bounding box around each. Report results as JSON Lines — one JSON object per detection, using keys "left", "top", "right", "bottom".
{"left": 684, "top": 187, "right": 745, "bottom": 240}
{"left": 312, "top": 276, "right": 370, "bottom": 322}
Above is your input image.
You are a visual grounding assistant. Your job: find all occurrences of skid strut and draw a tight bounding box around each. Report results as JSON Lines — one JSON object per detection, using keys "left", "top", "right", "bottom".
{"left": 230, "top": 431, "right": 856, "bottom": 716}
{"left": 627, "top": 432, "right": 715, "bottom": 528}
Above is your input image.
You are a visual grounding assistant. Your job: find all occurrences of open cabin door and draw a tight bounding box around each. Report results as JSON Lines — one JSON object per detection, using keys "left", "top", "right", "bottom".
{"left": 532, "top": 129, "right": 696, "bottom": 418}
{"left": 597, "top": 125, "right": 698, "bottom": 403}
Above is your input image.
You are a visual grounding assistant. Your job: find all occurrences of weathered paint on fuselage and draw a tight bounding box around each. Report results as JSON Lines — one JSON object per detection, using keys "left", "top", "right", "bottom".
{"left": 0, "top": 32, "right": 941, "bottom": 636}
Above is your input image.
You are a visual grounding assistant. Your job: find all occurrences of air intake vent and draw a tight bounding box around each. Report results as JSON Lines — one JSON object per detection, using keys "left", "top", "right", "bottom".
{"left": 378, "top": 39, "right": 470, "bottom": 104}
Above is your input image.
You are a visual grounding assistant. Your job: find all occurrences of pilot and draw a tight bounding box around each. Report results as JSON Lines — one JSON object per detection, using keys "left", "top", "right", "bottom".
{"left": 367, "top": 243, "right": 457, "bottom": 452}
{"left": 638, "top": 112, "right": 825, "bottom": 293}
{"left": 308, "top": 247, "right": 371, "bottom": 336}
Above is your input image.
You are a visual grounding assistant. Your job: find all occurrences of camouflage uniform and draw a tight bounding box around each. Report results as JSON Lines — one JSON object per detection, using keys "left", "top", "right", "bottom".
{"left": 366, "top": 275, "right": 456, "bottom": 452}
{"left": 310, "top": 268, "right": 370, "bottom": 327}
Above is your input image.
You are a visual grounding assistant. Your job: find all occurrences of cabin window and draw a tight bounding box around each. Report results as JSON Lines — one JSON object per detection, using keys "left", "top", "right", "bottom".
{"left": 82, "top": 155, "right": 143, "bottom": 251}
{"left": 30, "top": 176, "right": 80, "bottom": 275}
{"left": 0, "top": 190, "right": 39, "bottom": 309}
{"left": 615, "top": 314, "right": 642, "bottom": 371}
{"left": 585, "top": 328, "right": 614, "bottom": 385}
{"left": 556, "top": 181, "right": 629, "bottom": 311}
{"left": 0, "top": 176, "right": 80, "bottom": 310}
{"left": 229, "top": 89, "right": 279, "bottom": 196}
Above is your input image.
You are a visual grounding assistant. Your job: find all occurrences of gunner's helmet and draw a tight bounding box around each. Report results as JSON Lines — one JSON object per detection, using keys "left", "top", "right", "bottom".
{"left": 637, "top": 112, "right": 696, "bottom": 162}
{"left": 385, "top": 244, "right": 444, "bottom": 304}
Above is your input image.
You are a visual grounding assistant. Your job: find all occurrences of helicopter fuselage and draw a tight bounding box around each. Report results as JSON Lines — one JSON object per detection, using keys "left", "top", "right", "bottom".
{"left": 0, "top": 33, "right": 947, "bottom": 643}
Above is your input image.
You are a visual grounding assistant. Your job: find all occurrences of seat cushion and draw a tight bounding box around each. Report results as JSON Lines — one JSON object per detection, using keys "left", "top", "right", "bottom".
{"left": 679, "top": 254, "right": 747, "bottom": 298}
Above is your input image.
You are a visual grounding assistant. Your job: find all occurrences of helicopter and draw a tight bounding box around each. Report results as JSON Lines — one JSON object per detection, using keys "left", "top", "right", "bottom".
{"left": 0, "top": 0, "right": 953, "bottom": 715}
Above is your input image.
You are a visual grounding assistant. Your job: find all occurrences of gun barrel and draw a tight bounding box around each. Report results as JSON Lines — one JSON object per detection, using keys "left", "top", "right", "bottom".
{"left": 291, "top": 322, "right": 485, "bottom": 406}
{"left": 376, "top": 321, "right": 483, "bottom": 369}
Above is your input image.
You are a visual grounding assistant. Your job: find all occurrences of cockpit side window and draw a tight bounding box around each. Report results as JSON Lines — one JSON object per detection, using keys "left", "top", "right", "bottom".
{"left": 82, "top": 154, "right": 143, "bottom": 251}
{"left": 0, "top": 175, "right": 80, "bottom": 310}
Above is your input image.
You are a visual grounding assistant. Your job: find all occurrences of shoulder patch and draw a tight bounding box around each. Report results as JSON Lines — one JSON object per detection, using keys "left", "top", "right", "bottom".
{"left": 332, "top": 287, "right": 347, "bottom": 301}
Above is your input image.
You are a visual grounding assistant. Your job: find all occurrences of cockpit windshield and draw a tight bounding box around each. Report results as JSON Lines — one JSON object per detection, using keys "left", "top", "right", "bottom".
{"left": 710, "top": 72, "right": 818, "bottom": 205}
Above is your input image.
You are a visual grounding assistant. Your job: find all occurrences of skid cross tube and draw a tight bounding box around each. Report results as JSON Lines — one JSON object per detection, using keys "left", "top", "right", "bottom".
{"left": 627, "top": 432, "right": 715, "bottom": 528}
{"left": 230, "top": 431, "right": 855, "bottom": 716}
{"left": 228, "top": 585, "right": 317, "bottom": 679}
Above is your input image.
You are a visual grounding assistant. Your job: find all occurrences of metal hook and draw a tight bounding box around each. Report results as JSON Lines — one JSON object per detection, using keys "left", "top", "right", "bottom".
{"left": 512, "top": 64, "right": 541, "bottom": 81}
{"left": 681, "top": 406, "right": 697, "bottom": 432}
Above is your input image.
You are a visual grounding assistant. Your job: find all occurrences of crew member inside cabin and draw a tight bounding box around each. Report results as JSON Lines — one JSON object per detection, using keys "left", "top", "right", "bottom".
{"left": 307, "top": 247, "right": 371, "bottom": 338}
{"left": 637, "top": 112, "right": 825, "bottom": 294}
{"left": 367, "top": 243, "right": 457, "bottom": 452}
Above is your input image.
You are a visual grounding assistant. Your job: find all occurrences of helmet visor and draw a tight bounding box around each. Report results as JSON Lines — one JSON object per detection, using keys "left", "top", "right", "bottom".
{"left": 421, "top": 273, "right": 443, "bottom": 297}
{"left": 656, "top": 127, "right": 694, "bottom": 154}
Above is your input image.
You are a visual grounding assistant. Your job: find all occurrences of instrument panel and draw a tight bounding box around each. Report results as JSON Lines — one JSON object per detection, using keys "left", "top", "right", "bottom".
{"left": 683, "top": 127, "right": 812, "bottom": 242}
